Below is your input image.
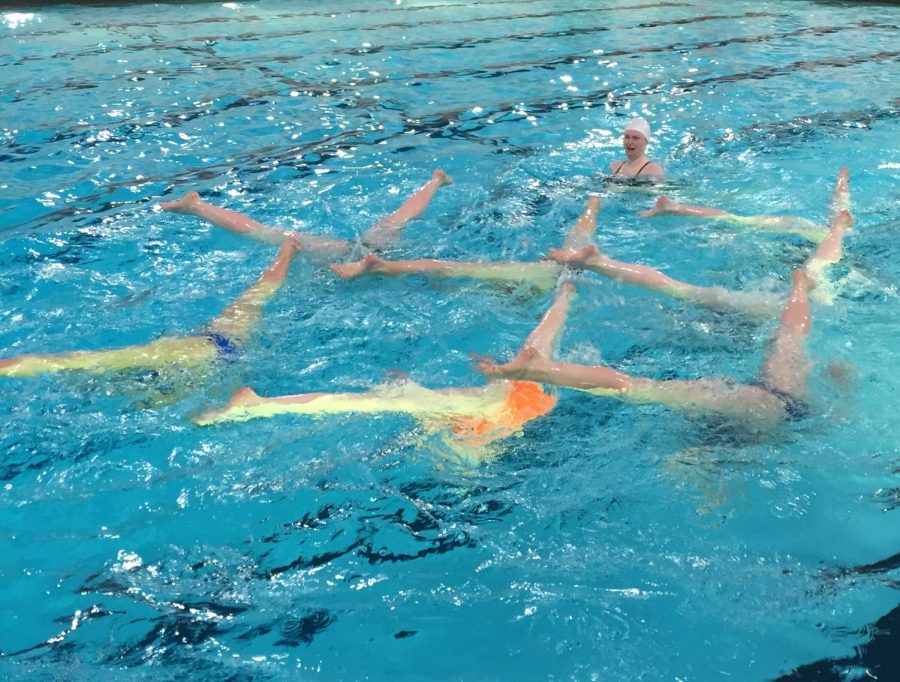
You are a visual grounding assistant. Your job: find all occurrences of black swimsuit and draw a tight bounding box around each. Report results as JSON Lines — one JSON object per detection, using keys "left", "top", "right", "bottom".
{"left": 612, "top": 160, "right": 651, "bottom": 177}
{"left": 755, "top": 382, "right": 809, "bottom": 421}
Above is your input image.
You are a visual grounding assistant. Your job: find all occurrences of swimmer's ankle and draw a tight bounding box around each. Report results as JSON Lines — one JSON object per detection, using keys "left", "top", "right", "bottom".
{"left": 159, "top": 191, "right": 203, "bottom": 214}
{"left": 432, "top": 169, "right": 453, "bottom": 186}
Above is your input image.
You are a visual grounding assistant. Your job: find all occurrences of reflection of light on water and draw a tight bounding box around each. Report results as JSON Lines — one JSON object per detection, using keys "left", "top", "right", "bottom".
{"left": 4, "top": 12, "right": 39, "bottom": 29}
{"left": 563, "top": 127, "right": 615, "bottom": 154}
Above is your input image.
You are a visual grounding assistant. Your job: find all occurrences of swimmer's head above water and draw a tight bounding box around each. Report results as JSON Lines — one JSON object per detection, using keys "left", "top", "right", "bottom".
{"left": 624, "top": 116, "right": 652, "bottom": 143}
{"left": 610, "top": 117, "right": 664, "bottom": 180}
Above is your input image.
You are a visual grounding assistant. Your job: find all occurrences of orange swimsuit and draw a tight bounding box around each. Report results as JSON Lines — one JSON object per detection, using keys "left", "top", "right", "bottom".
{"left": 449, "top": 381, "right": 556, "bottom": 446}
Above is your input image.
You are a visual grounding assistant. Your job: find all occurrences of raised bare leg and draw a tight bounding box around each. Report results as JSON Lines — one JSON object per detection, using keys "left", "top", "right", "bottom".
{"left": 160, "top": 192, "right": 350, "bottom": 255}
{"left": 549, "top": 244, "right": 777, "bottom": 314}
{"left": 550, "top": 244, "right": 687, "bottom": 293}
{"left": 561, "top": 196, "right": 602, "bottom": 251}
{"left": 207, "top": 236, "right": 304, "bottom": 344}
{"left": 638, "top": 195, "right": 733, "bottom": 220}
{"left": 521, "top": 282, "right": 576, "bottom": 356}
{"left": 830, "top": 166, "right": 850, "bottom": 218}
{"left": 330, "top": 253, "right": 560, "bottom": 289}
{"left": 638, "top": 195, "right": 827, "bottom": 242}
{"left": 805, "top": 209, "right": 853, "bottom": 282}
{"left": 759, "top": 269, "right": 812, "bottom": 399}
{"left": 360, "top": 169, "right": 453, "bottom": 248}
{"left": 161, "top": 191, "right": 291, "bottom": 244}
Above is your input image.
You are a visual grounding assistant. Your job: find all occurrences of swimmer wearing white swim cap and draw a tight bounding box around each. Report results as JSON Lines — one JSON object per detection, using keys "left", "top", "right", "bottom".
{"left": 610, "top": 117, "right": 664, "bottom": 180}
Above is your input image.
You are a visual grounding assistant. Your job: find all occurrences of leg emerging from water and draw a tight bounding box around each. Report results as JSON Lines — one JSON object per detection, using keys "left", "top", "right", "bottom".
{"left": 801, "top": 167, "right": 852, "bottom": 303}
{"left": 804, "top": 209, "right": 852, "bottom": 284}
{"left": 160, "top": 191, "right": 350, "bottom": 256}
{"left": 477, "top": 285, "right": 790, "bottom": 423}
{"left": 561, "top": 196, "right": 602, "bottom": 251}
{"left": 520, "top": 281, "right": 576, "bottom": 357}
{"left": 360, "top": 169, "right": 453, "bottom": 249}
{"left": 638, "top": 196, "right": 733, "bottom": 221}
{"left": 206, "top": 236, "right": 304, "bottom": 345}
{"left": 638, "top": 195, "right": 827, "bottom": 243}
{"left": 549, "top": 244, "right": 778, "bottom": 315}
{"left": 759, "top": 269, "right": 812, "bottom": 401}
{"left": 830, "top": 166, "right": 850, "bottom": 218}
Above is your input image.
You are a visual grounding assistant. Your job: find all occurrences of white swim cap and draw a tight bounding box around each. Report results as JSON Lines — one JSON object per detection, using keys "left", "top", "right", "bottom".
{"left": 624, "top": 117, "right": 651, "bottom": 141}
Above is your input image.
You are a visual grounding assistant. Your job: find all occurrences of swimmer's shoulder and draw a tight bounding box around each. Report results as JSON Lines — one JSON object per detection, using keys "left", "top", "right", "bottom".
{"left": 641, "top": 162, "right": 665, "bottom": 178}
{"left": 605, "top": 160, "right": 665, "bottom": 183}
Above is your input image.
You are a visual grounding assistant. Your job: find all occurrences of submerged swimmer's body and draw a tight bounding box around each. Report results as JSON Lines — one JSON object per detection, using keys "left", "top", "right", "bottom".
{"left": 478, "top": 271, "right": 816, "bottom": 428}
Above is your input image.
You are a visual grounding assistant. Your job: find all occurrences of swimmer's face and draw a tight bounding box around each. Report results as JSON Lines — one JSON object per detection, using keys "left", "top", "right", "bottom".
{"left": 622, "top": 130, "right": 647, "bottom": 160}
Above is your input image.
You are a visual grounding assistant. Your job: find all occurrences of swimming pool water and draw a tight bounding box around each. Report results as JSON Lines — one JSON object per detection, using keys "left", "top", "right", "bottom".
{"left": 1, "top": 1, "right": 899, "bottom": 679}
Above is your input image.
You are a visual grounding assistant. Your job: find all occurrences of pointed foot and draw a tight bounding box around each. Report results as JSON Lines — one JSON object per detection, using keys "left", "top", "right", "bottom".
{"left": 432, "top": 169, "right": 453, "bottom": 187}
{"left": 159, "top": 191, "right": 203, "bottom": 214}
{"left": 549, "top": 244, "right": 601, "bottom": 267}
{"left": 330, "top": 253, "right": 381, "bottom": 279}
{"left": 637, "top": 195, "right": 675, "bottom": 218}
{"left": 474, "top": 346, "right": 547, "bottom": 381}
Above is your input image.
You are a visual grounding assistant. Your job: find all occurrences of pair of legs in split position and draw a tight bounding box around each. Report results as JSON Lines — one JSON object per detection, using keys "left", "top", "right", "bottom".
{"left": 1, "top": 169, "right": 453, "bottom": 381}
{"left": 160, "top": 169, "right": 453, "bottom": 257}
{"left": 479, "top": 269, "right": 814, "bottom": 425}
{"left": 550, "top": 205, "right": 852, "bottom": 312}
{"left": 0, "top": 238, "right": 304, "bottom": 380}
{"left": 329, "top": 194, "right": 605, "bottom": 292}
{"left": 637, "top": 167, "right": 851, "bottom": 244}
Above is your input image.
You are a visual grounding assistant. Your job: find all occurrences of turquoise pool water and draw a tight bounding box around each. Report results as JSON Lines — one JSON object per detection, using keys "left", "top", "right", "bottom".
{"left": 1, "top": 1, "right": 899, "bottom": 679}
